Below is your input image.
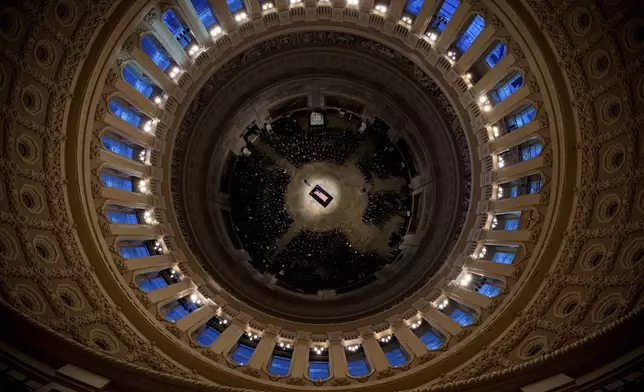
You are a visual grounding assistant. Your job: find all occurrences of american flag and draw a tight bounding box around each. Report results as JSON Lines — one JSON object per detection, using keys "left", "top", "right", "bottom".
{"left": 314, "top": 190, "right": 328, "bottom": 202}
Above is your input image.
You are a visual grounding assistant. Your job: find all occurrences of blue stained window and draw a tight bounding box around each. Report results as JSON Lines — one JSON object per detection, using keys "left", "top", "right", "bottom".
{"left": 384, "top": 347, "right": 407, "bottom": 367}
{"left": 230, "top": 344, "right": 255, "bottom": 365}
{"left": 430, "top": 0, "right": 459, "bottom": 32}
{"left": 123, "top": 63, "right": 154, "bottom": 99}
{"left": 101, "top": 173, "right": 133, "bottom": 192}
{"left": 449, "top": 308, "right": 474, "bottom": 327}
{"left": 138, "top": 274, "right": 168, "bottom": 292}
{"left": 120, "top": 246, "right": 150, "bottom": 259}
{"left": 490, "top": 73, "right": 524, "bottom": 104}
{"left": 109, "top": 99, "right": 142, "bottom": 128}
{"left": 308, "top": 360, "right": 329, "bottom": 380}
{"left": 190, "top": 0, "right": 217, "bottom": 28}
{"left": 505, "top": 106, "right": 536, "bottom": 132}
{"left": 528, "top": 177, "right": 542, "bottom": 194}
{"left": 492, "top": 251, "right": 515, "bottom": 264}
{"left": 102, "top": 135, "right": 134, "bottom": 159}
{"left": 347, "top": 358, "right": 369, "bottom": 377}
{"left": 519, "top": 142, "right": 542, "bottom": 161}
{"left": 404, "top": 0, "right": 424, "bottom": 16}
{"left": 510, "top": 186, "right": 518, "bottom": 198}
{"left": 268, "top": 355, "right": 291, "bottom": 376}
{"left": 165, "top": 303, "right": 190, "bottom": 321}
{"left": 454, "top": 15, "right": 485, "bottom": 53}
{"left": 227, "top": 0, "right": 243, "bottom": 13}
{"left": 196, "top": 327, "right": 221, "bottom": 346}
{"left": 141, "top": 35, "right": 171, "bottom": 72}
{"left": 163, "top": 9, "right": 192, "bottom": 48}
{"left": 107, "top": 211, "right": 139, "bottom": 225}
{"left": 419, "top": 330, "right": 442, "bottom": 349}
{"left": 477, "top": 283, "right": 501, "bottom": 297}
{"left": 485, "top": 41, "right": 506, "bottom": 68}
{"left": 504, "top": 218, "right": 519, "bottom": 231}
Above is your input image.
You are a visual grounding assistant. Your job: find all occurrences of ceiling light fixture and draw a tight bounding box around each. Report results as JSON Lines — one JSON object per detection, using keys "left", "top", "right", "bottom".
{"left": 234, "top": 12, "right": 248, "bottom": 22}
{"left": 168, "top": 66, "right": 181, "bottom": 79}
{"left": 188, "top": 45, "right": 200, "bottom": 56}
{"left": 210, "top": 26, "right": 223, "bottom": 37}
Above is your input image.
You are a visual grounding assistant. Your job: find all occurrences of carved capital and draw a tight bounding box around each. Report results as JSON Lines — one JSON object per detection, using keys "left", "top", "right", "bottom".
{"left": 285, "top": 377, "right": 305, "bottom": 385}
{"left": 418, "top": 351, "right": 436, "bottom": 364}
{"left": 377, "top": 369, "right": 394, "bottom": 379}
{"left": 241, "top": 367, "right": 261, "bottom": 378}
{"left": 95, "top": 102, "right": 106, "bottom": 121}
{"left": 123, "top": 36, "right": 136, "bottom": 53}
{"left": 167, "top": 324, "right": 182, "bottom": 338}
{"left": 105, "top": 68, "right": 119, "bottom": 86}
{"left": 490, "top": 15, "right": 503, "bottom": 31}
{"left": 144, "top": 9, "right": 159, "bottom": 24}
{"left": 332, "top": 378, "right": 350, "bottom": 386}
{"left": 511, "top": 43, "right": 524, "bottom": 59}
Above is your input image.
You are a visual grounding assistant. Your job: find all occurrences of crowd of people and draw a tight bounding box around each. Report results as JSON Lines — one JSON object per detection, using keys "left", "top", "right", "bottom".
{"left": 357, "top": 131, "right": 409, "bottom": 181}
{"left": 229, "top": 147, "right": 293, "bottom": 269}
{"left": 363, "top": 190, "right": 411, "bottom": 227}
{"left": 262, "top": 116, "right": 362, "bottom": 168}
{"left": 271, "top": 229, "right": 390, "bottom": 293}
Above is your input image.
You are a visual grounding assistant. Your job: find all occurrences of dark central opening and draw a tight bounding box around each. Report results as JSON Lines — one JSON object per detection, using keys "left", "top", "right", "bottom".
{"left": 228, "top": 109, "right": 416, "bottom": 294}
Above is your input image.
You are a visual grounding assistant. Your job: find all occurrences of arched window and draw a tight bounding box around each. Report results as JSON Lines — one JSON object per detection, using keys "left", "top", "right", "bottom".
{"left": 268, "top": 344, "right": 292, "bottom": 376}
{"left": 411, "top": 321, "right": 445, "bottom": 349}
{"left": 489, "top": 72, "right": 524, "bottom": 105}
{"left": 497, "top": 174, "right": 542, "bottom": 199}
{"left": 428, "top": 0, "right": 459, "bottom": 33}
{"left": 120, "top": 243, "right": 149, "bottom": 258}
{"left": 192, "top": 316, "right": 228, "bottom": 346}
{"left": 379, "top": 336, "right": 408, "bottom": 367}
{"left": 190, "top": 0, "right": 217, "bottom": 29}
{"left": 502, "top": 105, "right": 536, "bottom": 134}
{"left": 497, "top": 137, "right": 541, "bottom": 168}
{"left": 162, "top": 9, "right": 193, "bottom": 48}
{"left": 453, "top": 15, "right": 485, "bottom": 54}
{"left": 122, "top": 62, "right": 162, "bottom": 100}
{"left": 227, "top": 0, "right": 244, "bottom": 13}
{"left": 492, "top": 251, "right": 514, "bottom": 263}
{"left": 140, "top": 35, "right": 173, "bottom": 72}
{"left": 460, "top": 272, "right": 504, "bottom": 297}
{"left": 106, "top": 206, "right": 142, "bottom": 225}
{"left": 437, "top": 298, "right": 477, "bottom": 327}
{"left": 485, "top": 41, "right": 506, "bottom": 68}
{"left": 102, "top": 134, "right": 133, "bottom": 159}
{"left": 345, "top": 345, "right": 370, "bottom": 377}
{"left": 404, "top": 0, "right": 424, "bottom": 16}
{"left": 136, "top": 268, "right": 178, "bottom": 292}
{"left": 518, "top": 138, "right": 542, "bottom": 161}
{"left": 479, "top": 244, "right": 519, "bottom": 264}
{"left": 229, "top": 333, "right": 259, "bottom": 365}
{"left": 100, "top": 169, "right": 134, "bottom": 192}
{"left": 466, "top": 41, "right": 506, "bottom": 83}
{"left": 108, "top": 98, "right": 145, "bottom": 128}
{"left": 308, "top": 348, "right": 329, "bottom": 380}
{"left": 162, "top": 295, "right": 201, "bottom": 322}
{"left": 118, "top": 239, "right": 164, "bottom": 259}
{"left": 476, "top": 280, "right": 502, "bottom": 297}
{"left": 195, "top": 325, "right": 220, "bottom": 346}
{"left": 492, "top": 211, "right": 521, "bottom": 231}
